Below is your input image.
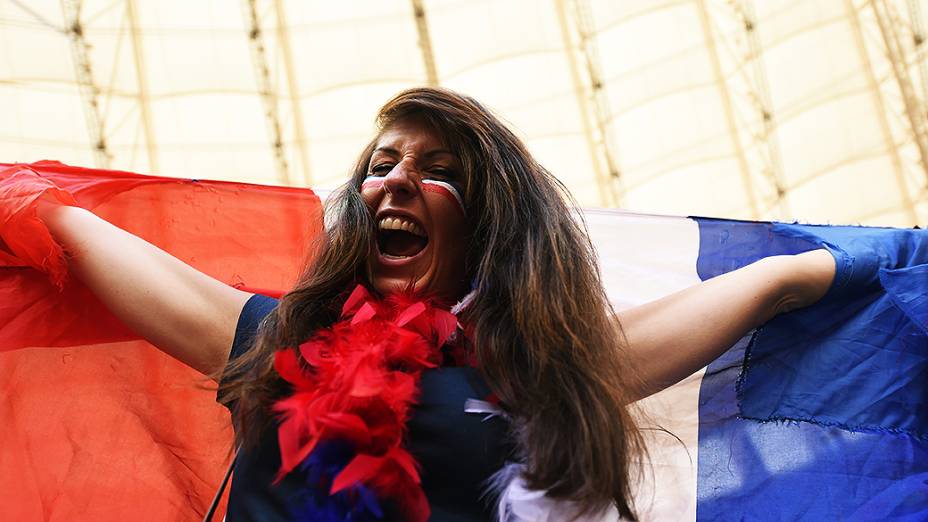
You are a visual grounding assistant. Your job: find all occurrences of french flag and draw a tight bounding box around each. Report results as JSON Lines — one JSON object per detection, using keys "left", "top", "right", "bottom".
{"left": 1, "top": 162, "right": 925, "bottom": 520}
{"left": 586, "top": 210, "right": 928, "bottom": 521}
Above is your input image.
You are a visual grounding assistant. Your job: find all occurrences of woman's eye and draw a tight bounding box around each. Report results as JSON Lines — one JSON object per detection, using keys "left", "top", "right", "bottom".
{"left": 370, "top": 164, "right": 393, "bottom": 175}
{"left": 427, "top": 168, "right": 453, "bottom": 180}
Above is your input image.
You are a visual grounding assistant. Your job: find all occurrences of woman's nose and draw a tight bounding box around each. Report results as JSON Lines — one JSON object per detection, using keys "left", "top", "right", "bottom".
{"left": 382, "top": 160, "right": 419, "bottom": 198}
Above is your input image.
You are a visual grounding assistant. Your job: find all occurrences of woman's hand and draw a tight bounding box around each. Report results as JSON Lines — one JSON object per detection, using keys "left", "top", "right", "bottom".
{"left": 621, "top": 250, "right": 836, "bottom": 401}
{"left": 0, "top": 167, "right": 77, "bottom": 285}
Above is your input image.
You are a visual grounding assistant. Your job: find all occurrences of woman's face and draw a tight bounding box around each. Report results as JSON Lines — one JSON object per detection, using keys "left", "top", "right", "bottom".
{"left": 361, "top": 118, "right": 470, "bottom": 302}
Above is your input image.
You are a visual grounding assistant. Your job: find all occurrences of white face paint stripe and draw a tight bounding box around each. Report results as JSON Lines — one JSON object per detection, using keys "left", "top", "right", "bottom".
{"left": 362, "top": 176, "right": 465, "bottom": 216}
{"left": 421, "top": 179, "right": 465, "bottom": 215}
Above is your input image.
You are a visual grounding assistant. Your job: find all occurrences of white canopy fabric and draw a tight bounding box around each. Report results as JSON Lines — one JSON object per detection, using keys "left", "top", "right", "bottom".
{"left": 2, "top": 0, "right": 927, "bottom": 227}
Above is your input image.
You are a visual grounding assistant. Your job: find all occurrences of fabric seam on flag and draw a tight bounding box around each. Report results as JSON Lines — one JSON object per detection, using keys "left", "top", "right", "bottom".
{"left": 879, "top": 268, "right": 928, "bottom": 337}
{"left": 735, "top": 326, "right": 928, "bottom": 441}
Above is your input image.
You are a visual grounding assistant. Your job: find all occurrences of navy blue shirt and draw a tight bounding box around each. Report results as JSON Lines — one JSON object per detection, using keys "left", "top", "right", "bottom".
{"left": 220, "top": 294, "right": 515, "bottom": 521}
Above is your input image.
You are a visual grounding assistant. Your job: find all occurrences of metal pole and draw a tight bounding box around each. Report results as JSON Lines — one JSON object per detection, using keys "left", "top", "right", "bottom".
{"left": 244, "top": 0, "right": 291, "bottom": 185}
{"left": 61, "top": 0, "right": 111, "bottom": 168}
{"left": 411, "top": 0, "right": 439, "bottom": 86}
{"left": 849, "top": 0, "right": 919, "bottom": 224}
{"left": 871, "top": 0, "right": 928, "bottom": 191}
{"left": 555, "top": 0, "right": 622, "bottom": 207}
{"left": 695, "top": 0, "right": 760, "bottom": 219}
{"left": 126, "top": 0, "right": 158, "bottom": 174}
{"left": 735, "top": 0, "right": 791, "bottom": 218}
{"left": 274, "top": 0, "right": 312, "bottom": 186}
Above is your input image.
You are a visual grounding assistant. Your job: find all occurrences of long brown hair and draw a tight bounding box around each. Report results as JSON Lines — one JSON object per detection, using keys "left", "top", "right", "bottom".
{"left": 218, "top": 87, "right": 644, "bottom": 519}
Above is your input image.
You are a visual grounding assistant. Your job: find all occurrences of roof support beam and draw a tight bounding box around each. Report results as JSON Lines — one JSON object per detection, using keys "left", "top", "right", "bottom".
{"left": 244, "top": 0, "right": 291, "bottom": 185}
{"left": 846, "top": 0, "right": 919, "bottom": 225}
{"left": 722, "top": 1, "right": 791, "bottom": 219}
{"left": 695, "top": 0, "right": 760, "bottom": 220}
{"left": 869, "top": 0, "right": 927, "bottom": 223}
{"left": 273, "top": 0, "right": 312, "bottom": 186}
{"left": 410, "top": 0, "right": 439, "bottom": 86}
{"left": 60, "top": 0, "right": 111, "bottom": 168}
{"left": 904, "top": 0, "right": 928, "bottom": 107}
{"left": 125, "top": 0, "right": 158, "bottom": 174}
{"left": 912, "top": 0, "right": 928, "bottom": 219}
{"left": 555, "top": 0, "right": 622, "bottom": 207}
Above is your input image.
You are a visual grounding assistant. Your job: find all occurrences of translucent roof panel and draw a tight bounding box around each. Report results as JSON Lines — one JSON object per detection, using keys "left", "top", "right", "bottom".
{"left": 1, "top": 0, "right": 926, "bottom": 227}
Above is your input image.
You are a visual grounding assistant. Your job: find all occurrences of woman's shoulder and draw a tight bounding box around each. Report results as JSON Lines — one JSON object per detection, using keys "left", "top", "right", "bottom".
{"left": 217, "top": 294, "right": 279, "bottom": 407}
{"left": 229, "top": 293, "right": 279, "bottom": 362}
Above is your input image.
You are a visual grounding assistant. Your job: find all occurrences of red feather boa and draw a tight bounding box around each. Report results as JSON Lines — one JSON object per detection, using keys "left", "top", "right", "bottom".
{"left": 273, "top": 285, "right": 459, "bottom": 522}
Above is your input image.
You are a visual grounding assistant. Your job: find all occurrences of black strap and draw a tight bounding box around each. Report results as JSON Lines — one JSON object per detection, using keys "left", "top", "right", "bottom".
{"left": 203, "top": 446, "right": 239, "bottom": 522}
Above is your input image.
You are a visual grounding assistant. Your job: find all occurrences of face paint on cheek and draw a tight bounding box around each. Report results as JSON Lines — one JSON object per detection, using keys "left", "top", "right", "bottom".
{"left": 361, "top": 176, "right": 386, "bottom": 193}
{"left": 421, "top": 179, "right": 465, "bottom": 216}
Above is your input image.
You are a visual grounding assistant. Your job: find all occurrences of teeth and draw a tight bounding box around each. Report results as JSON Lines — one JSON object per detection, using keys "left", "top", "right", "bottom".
{"left": 378, "top": 216, "right": 426, "bottom": 237}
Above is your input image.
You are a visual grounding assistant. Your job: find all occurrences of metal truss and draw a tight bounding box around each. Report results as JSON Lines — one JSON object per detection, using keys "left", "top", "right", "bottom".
{"left": 869, "top": 0, "right": 928, "bottom": 224}
{"left": 846, "top": 0, "right": 922, "bottom": 225}
{"left": 125, "top": 0, "right": 158, "bottom": 174}
{"left": 244, "top": 0, "right": 291, "bottom": 185}
{"left": 905, "top": 0, "right": 928, "bottom": 107}
{"left": 907, "top": 0, "right": 928, "bottom": 218}
{"left": 60, "top": 0, "right": 111, "bottom": 168}
{"left": 273, "top": 0, "right": 312, "bottom": 185}
{"left": 703, "top": 0, "right": 791, "bottom": 221}
{"left": 555, "top": 0, "right": 623, "bottom": 208}
{"left": 411, "top": 0, "right": 439, "bottom": 86}
{"left": 696, "top": 0, "right": 760, "bottom": 219}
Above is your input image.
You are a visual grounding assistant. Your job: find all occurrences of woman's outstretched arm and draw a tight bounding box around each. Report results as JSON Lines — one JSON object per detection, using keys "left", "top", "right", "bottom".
{"left": 620, "top": 249, "right": 836, "bottom": 401}
{"left": 37, "top": 203, "right": 253, "bottom": 377}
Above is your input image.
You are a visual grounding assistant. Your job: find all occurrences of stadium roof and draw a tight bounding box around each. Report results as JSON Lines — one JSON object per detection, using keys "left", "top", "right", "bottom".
{"left": 2, "top": 0, "right": 927, "bottom": 227}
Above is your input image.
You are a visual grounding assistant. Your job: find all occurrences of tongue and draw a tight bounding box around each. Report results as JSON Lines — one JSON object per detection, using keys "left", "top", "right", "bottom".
{"left": 383, "top": 230, "right": 427, "bottom": 257}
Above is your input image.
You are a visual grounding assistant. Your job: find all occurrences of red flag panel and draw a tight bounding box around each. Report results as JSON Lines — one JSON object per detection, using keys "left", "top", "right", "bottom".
{"left": 0, "top": 161, "right": 324, "bottom": 521}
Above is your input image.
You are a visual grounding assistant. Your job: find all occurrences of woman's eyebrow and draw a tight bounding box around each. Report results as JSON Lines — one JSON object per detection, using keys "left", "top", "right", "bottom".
{"left": 423, "top": 149, "right": 455, "bottom": 159}
{"left": 372, "top": 147, "right": 456, "bottom": 160}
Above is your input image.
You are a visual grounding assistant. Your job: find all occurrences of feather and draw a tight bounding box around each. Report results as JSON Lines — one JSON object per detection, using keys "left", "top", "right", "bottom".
{"left": 273, "top": 349, "right": 311, "bottom": 388}
{"left": 351, "top": 301, "right": 378, "bottom": 325}
{"left": 464, "top": 398, "right": 508, "bottom": 422}
{"left": 272, "top": 284, "right": 468, "bottom": 520}
{"left": 450, "top": 289, "right": 476, "bottom": 315}
{"left": 395, "top": 301, "right": 426, "bottom": 327}
{"left": 432, "top": 308, "right": 458, "bottom": 347}
{"left": 287, "top": 440, "right": 385, "bottom": 522}
{"left": 491, "top": 463, "right": 623, "bottom": 522}
{"left": 341, "top": 284, "right": 372, "bottom": 318}
{"left": 331, "top": 454, "right": 386, "bottom": 494}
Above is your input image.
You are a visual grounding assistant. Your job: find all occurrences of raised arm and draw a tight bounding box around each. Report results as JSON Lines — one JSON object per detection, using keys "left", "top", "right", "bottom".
{"left": 621, "top": 249, "right": 836, "bottom": 401}
{"left": 37, "top": 202, "right": 252, "bottom": 377}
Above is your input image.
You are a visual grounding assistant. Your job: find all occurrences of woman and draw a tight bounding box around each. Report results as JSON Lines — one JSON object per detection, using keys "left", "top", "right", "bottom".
{"left": 27, "top": 88, "right": 838, "bottom": 520}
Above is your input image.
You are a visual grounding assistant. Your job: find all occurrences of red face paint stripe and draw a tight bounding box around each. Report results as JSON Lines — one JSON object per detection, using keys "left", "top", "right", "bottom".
{"left": 362, "top": 175, "right": 464, "bottom": 215}
{"left": 421, "top": 180, "right": 465, "bottom": 215}
{"left": 361, "top": 176, "right": 386, "bottom": 191}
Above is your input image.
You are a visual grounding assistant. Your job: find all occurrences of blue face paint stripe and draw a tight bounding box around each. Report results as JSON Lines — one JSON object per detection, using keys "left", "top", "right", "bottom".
{"left": 421, "top": 179, "right": 465, "bottom": 214}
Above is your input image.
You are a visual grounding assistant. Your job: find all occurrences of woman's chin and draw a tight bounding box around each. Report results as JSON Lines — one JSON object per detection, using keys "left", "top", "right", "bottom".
{"left": 370, "top": 274, "right": 422, "bottom": 296}
{"left": 369, "top": 261, "right": 466, "bottom": 302}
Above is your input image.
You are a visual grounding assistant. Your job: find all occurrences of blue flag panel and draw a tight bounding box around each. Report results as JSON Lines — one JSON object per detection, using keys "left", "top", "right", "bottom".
{"left": 694, "top": 218, "right": 928, "bottom": 521}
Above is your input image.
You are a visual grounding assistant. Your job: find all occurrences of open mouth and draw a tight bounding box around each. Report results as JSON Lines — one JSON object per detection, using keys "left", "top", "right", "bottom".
{"left": 377, "top": 215, "right": 428, "bottom": 259}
